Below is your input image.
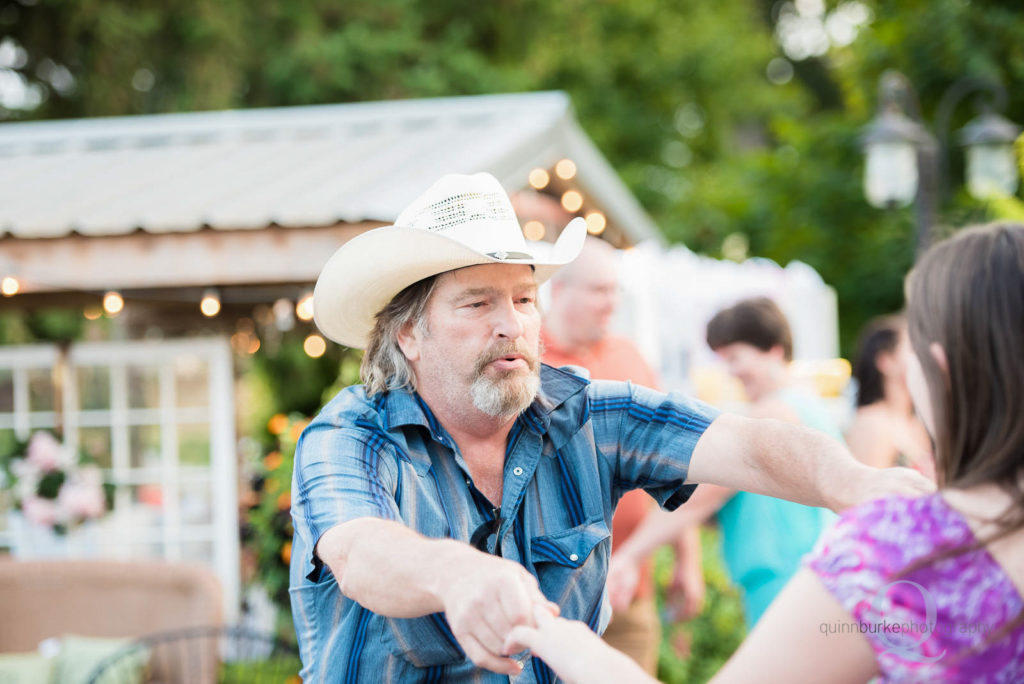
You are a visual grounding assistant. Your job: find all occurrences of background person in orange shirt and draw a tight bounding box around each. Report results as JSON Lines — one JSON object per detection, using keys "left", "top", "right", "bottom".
{"left": 541, "top": 236, "right": 704, "bottom": 674}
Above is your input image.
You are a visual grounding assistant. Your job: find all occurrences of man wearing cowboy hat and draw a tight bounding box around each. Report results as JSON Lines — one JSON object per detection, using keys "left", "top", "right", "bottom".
{"left": 289, "top": 172, "right": 932, "bottom": 682}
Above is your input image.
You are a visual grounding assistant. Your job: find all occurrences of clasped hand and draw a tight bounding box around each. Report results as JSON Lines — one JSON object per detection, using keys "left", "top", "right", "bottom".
{"left": 439, "top": 551, "right": 560, "bottom": 675}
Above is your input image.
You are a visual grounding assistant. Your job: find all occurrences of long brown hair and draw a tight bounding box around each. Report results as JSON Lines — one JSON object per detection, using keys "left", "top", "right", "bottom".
{"left": 905, "top": 221, "right": 1024, "bottom": 525}
{"left": 900, "top": 222, "right": 1024, "bottom": 656}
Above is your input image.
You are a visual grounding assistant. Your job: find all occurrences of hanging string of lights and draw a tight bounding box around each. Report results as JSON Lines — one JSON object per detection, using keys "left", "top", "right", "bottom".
{"left": 1, "top": 160, "right": 604, "bottom": 358}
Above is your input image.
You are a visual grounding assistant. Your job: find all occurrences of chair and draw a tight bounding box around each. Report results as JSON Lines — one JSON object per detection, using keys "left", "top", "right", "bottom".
{"left": 84, "top": 626, "right": 301, "bottom": 684}
{"left": 0, "top": 558, "right": 222, "bottom": 652}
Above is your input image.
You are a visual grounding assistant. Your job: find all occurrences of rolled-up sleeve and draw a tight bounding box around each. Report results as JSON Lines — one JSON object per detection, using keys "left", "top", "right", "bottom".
{"left": 590, "top": 380, "right": 721, "bottom": 510}
{"left": 290, "top": 422, "right": 401, "bottom": 582}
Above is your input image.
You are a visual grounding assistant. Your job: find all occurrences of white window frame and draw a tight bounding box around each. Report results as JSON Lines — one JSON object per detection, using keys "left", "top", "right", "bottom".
{"left": 0, "top": 337, "right": 239, "bottom": 622}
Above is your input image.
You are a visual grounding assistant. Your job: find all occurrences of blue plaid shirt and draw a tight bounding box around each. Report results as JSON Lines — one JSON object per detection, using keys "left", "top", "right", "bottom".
{"left": 289, "top": 364, "right": 720, "bottom": 683}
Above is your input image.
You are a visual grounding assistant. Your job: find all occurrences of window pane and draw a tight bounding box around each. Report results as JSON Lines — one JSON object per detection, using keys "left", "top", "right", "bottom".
{"left": 77, "top": 366, "right": 110, "bottom": 411}
{"left": 134, "top": 482, "right": 165, "bottom": 510}
{"left": 0, "top": 428, "right": 17, "bottom": 459}
{"left": 182, "top": 541, "right": 213, "bottom": 564}
{"left": 79, "top": 426, "right": 112, "bottom": 468}
{"left": 127, "top": 365, "right": 160, "bottom": 409}
{"left": 175, "top": 357, "right": 208, "bottom": 409}
{"left": 129, "top": 424, "right": 161, "bottom": 469}
{"left": 28, "top": 368, "right": 54, "bottom": 412}
{"left": 0, "top": 369, "right": 13, "bottom": 412}
{"left": 181, "top": 481, "right": 212, "bottom": 525}
{"left": 178, "top": 423, "right": 210, "bottom": 466}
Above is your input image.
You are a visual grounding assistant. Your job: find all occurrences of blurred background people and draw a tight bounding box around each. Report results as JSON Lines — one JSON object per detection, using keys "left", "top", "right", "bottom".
{"left": 609, "top": 297, "right": 839, "bottom": 629}
{"left": 542, "top": 236, "right": 704, "bottom": 674}
{"left": 846, "top": 314, "right": 935, "bottom": 480}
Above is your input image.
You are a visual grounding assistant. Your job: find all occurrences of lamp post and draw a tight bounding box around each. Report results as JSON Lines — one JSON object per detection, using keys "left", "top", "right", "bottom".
{"left": 861, "top": 70, "right": 1020, "bottom": 256}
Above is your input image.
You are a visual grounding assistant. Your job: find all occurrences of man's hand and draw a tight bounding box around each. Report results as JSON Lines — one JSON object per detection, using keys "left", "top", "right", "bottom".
{"left": 845, "top": 465, "right": 935, "bottom": 509}
{"left": 436, "top": 549, "right": 558, "bottom": 676}
{"left": 606, "top": 550, "right": 641, "bottom": 613}
{"left": 318, "top": 519, "right": 558, "bottom": 676}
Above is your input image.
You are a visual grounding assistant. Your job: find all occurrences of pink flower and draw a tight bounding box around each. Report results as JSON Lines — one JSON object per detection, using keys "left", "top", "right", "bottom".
{"left": 26, "top": 432, "right": 65, "bottom": 471}
{"left": 21, "top": 495, "right": 60, "bottom": 527}
{"left": 58, "top": 468, "right": 106, "bottom": 519}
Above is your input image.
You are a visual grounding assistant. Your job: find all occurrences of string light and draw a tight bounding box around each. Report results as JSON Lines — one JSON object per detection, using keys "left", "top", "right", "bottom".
{"left": 585, "top": 211, "right": 607, "bottom": 235}
{"left": 555, "top": 159, "right": 577, "bottom": 180}
{"left": 1, "top": 276, "right": 19, "bottom": 297}
{"left": 103, "top": 291, "right": 124, "bottom": 315}
{"left": 200, "top": 289, "right": 221, "bottom": 317}
{"left": 528, "top": 168, "right": 550, "bottom": 190}
{"left": 296, "top": 291, "right": 314, "bottom": 322}
{"left": 303, "top": 333, "right": 326, "bottom": 358}
{"left": 561, "top": 190, "right": 584, "bottom": 213}
{"left": 83, "top": 307, "right": 103, "bottom": 321}
{"left": 523, "top": 220, "right": 546, "bottom": 241}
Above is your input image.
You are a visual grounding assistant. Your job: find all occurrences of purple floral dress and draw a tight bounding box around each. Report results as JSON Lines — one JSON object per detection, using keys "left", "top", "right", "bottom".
{"left": 805, "top": 493, "right": 1024, "bottom": 682}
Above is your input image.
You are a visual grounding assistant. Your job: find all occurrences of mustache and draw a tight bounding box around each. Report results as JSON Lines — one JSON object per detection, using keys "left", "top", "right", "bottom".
{"left": 474, "top": 341, "right": 540, "bottom": 374}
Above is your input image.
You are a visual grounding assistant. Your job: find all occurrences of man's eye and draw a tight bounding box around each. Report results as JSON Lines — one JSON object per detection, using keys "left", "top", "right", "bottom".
{"left": 469, "top": 301, "right": 486, "bottom": 308}
{"left": 517, "top": 297, "right": 534, "bottom": 304}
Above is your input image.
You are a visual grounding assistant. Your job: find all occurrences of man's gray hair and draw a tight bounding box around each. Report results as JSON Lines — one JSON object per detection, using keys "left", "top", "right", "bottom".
{"left": 361, "top": 275, "right": 439, "bottom": 396}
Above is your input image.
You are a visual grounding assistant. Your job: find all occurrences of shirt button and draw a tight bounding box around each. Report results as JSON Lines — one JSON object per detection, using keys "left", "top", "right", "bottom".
{"left": 512, "top": 467, "right": 524, "bottom": 476}
{"left": 569, "top": 553, "right": 579, "bottom": 562}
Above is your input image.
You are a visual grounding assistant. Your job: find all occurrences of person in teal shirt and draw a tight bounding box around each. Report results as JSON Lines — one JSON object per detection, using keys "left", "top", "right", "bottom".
{"left": 609, "top": 297, "right": 840, "bottom": 628}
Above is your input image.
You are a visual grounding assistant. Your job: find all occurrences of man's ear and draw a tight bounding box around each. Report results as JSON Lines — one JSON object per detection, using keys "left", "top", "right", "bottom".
{"left": 396, "top": 320, "right": 422, "bottom": 362}
{"left": 768, "top": 344, "right": 787, "bottom": 362}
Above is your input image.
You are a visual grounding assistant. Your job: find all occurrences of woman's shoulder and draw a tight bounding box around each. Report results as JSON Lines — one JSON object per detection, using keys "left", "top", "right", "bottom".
{"left": 807, "top": 492, "right": 1024, "bottom": 680}
{"left": 847, "top": 404, "right": 893, "bottom": 432}
{"left": 807, "top": 494, "right": 968, "bottom": 578}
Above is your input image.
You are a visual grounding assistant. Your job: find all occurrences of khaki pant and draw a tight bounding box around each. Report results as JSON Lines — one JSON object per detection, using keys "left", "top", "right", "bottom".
{"left": 601, "top": 597, "right": 661, "bottom": 675}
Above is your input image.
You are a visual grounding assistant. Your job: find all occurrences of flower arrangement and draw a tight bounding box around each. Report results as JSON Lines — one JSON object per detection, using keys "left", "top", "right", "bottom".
{"left": 1, "top": 431, "right": 111, "bottom": 535}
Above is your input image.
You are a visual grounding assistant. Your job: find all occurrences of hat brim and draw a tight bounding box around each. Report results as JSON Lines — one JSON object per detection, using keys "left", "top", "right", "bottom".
{"left": 314, "top": 216, "right": 587, "bottom": 348}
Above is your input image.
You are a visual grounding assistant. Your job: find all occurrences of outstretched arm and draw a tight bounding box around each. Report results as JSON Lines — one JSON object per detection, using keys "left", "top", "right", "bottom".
{"left": 318, "top": 518, "right": 557, "bottom": 676}
{"left": 687, "top": 414, "right": 933, "bottom": 513}
{"left": 504, "top": 606, "right": 657, "bottom": 684}
{"left": 710, "top": 569, "right": 878, "bottom": 684}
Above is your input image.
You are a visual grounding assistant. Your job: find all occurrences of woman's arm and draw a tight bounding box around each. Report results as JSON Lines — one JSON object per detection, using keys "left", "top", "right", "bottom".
{"left": 504, "top": 606, "right": 657, "bottom": 684}
{"left": 710, "top": 568, "right": 878, "bottom": 684}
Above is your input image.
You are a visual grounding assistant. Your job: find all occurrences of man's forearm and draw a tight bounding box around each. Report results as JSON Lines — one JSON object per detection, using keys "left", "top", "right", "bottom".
{"left": 688, "top": 414, "right": 878, "bottom": 513}
{"left": 747, "top": 417, "right": 865, "bottom": 512}
{"left": 316, "top": 517, "right": 476, "bottom": 617}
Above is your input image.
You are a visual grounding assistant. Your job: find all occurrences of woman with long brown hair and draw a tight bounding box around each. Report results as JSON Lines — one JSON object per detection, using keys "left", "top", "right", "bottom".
{"left": 502, "top": 222, "right": 1024, "bottom": 683}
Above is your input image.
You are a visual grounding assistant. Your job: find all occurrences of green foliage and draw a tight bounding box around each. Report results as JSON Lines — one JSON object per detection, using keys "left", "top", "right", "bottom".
{"left": 218, "top": 655, "right": 302, "bottom": 682}
{"left": 655, "top": 526, "right": 746, "bottom": 684}
{"left": 0, "top": 310, "right": 86, "bottom": 345}
{"left": 249, "top": 335, "right": 355, "bottom": 437}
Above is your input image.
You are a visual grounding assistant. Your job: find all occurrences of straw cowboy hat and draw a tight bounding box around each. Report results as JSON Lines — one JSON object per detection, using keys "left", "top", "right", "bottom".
{"left": 314, "top": 172, "right": 587, "bottom": 348}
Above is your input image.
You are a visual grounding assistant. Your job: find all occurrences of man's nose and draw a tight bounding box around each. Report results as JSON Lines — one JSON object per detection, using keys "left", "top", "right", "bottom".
{"left": 492, "top": 298, "right": 525, "bottom": 339}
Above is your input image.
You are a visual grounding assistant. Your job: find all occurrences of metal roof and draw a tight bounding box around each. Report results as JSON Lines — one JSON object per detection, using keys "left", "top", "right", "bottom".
{"left": 0, "top": 91, "right": 660, "bottom": 244}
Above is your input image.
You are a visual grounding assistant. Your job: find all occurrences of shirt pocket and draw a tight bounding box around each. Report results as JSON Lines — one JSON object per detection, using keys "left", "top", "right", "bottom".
{"left": 531, "top": 515, "right": 611, "bottom": 568}
{"left": 530, "top": 514, "right": 612, "bottom": 618}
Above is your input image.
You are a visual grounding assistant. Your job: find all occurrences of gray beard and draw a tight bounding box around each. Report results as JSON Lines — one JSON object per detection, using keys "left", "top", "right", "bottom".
{"left": 470, "top": 369, "right": 540, "bottom": 419}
